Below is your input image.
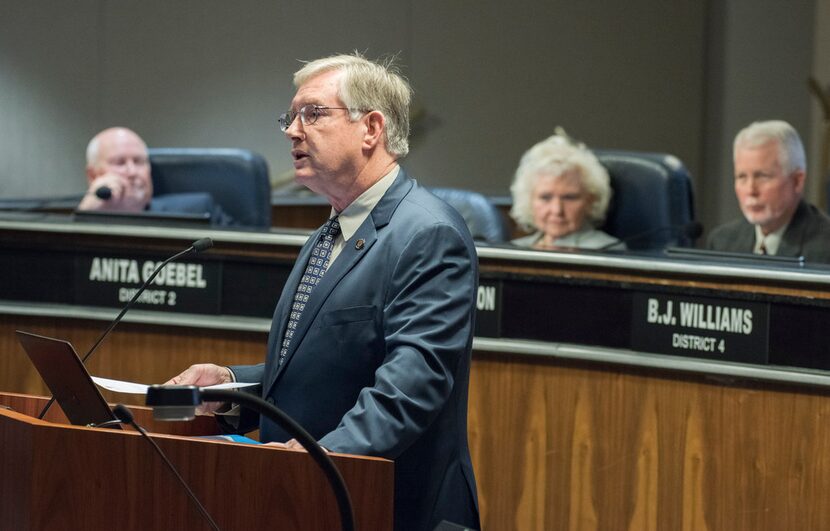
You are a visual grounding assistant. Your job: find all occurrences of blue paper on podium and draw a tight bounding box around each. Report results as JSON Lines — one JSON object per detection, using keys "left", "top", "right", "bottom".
{"left": 197, "top": 434, "right": 261, "bottom": 445}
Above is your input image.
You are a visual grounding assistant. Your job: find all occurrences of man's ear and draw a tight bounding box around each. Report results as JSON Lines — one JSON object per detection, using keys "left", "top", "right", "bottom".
{"left": 362, "top": 110, "right": 386, "bottom": 150}
{"left": 792, "top": 169, "right": 806, "bottom": 195}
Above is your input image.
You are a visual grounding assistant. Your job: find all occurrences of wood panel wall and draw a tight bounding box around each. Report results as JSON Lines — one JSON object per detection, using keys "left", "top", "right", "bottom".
{"left": 0, "top": 315, "right": 265, "bottom": 405}
{"left": 4, "top": 315, "right": 830, "bottom": 530}
{"left": 469, "top": 350, "right": 830, "bottom": 530}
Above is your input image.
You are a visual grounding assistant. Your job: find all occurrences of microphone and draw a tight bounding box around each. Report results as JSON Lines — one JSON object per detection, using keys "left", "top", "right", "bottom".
{"left": 37, "top": 237, "right": 215, "bottom": 419}
{"left": 95, "top": 186, "right": 113, "bottom": 200}
{"left": 113, "top": 404, "right": 135, "bottom": 423}
{"left": 598, "top": 221, "right": 703, "bottom": 251}
{"left": 113, "top": 404, "right": 222, "bottom": 531}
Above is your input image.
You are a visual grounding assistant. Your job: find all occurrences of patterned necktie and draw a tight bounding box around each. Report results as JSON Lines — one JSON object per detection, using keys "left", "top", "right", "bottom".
{"left": 279, "top": 216, "right": 341, "bottom": 366}
{"left": 759, "top": 239, "right": 768, "bottom": 255}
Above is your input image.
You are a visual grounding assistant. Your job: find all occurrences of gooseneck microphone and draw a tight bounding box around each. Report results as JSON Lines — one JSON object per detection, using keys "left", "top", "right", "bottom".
{"left": 37, "top": 237, "right": 214, "bottom": 419}
{"left": 95, "top": 186, "right": 113, "bottom": 200}
{"left": 113, "top": 405, "right": 222, "bottom": 531}
{"left": 597, "top": 221, "right": 703, "bottom": 251}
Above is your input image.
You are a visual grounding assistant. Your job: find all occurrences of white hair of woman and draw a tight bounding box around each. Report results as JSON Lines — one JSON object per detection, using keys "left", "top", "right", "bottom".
{"left": 510, "top": 129, "right": 612, "bottom": 231}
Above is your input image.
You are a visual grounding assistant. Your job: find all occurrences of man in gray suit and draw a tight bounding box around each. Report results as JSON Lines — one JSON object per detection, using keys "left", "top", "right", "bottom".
{"left": 168, "top": 53, "right": 480, "bottom": 531}
{"left": 706, "top": 120, "right": 830, "bottom": 262}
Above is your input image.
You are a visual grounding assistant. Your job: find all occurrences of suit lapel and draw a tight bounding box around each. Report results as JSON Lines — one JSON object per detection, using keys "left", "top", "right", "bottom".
{"left": 778, "top": 201, "right": 808, "bottom": 256}
{"left": 264, "top": 171, "right": 414, "bottom": 395}
{"left": 737, "top": 224, "right": 756, "bottom": 253}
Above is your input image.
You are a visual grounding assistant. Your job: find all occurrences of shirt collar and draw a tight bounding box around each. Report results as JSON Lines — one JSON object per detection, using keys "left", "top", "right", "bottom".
{"left": 329, "top": 166, "right": 399, "bottom": 241}
{"left": 754, "top": 222, "right": 788, "bottom": 255}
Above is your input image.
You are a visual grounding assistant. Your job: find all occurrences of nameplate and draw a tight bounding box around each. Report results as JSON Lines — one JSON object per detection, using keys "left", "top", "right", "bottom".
{"left": 630, "top": 292, "right": 770, "bottom": 363}
{"left": 474, "top": 280, "right": 502, "bottom": 337}
{"left": 74, "top": 254, "right": 223, "bottom": 314}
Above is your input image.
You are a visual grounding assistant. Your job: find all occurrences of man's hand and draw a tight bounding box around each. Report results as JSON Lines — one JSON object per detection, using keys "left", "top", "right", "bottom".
{"left": 165, "top": 363, "right": 232, "bottom": 386}
{"left": 265, "top": 439, "right": 329, "bottom": 452}
{"left": 78, "top": 173, "right": 149, "bottom": 212}
{"left": 164, "top": 364, "right": 233, "bottom": 415}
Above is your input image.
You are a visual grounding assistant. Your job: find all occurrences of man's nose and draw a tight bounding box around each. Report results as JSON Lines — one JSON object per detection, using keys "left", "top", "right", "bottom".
{"left": 285, "top": 116, "right": 304, "bottom": 140}
{"left": 737, "top": 177, "right": 756, "bottom": 195}
{"left": 124, "top": 160, "right": 137, "bottom": 176}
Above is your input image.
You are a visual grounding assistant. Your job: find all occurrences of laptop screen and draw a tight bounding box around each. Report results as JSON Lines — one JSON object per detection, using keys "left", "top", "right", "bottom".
{"left": 16, "top": 330, "right": 120, "bottom": 428}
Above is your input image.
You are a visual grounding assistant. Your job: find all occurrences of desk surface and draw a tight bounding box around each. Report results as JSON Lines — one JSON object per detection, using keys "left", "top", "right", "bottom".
{"left": 3, "top": 217, "right": 830, "bottom": 530}
{"left": 2, "top": 215, "right": 830, "bottom": 384}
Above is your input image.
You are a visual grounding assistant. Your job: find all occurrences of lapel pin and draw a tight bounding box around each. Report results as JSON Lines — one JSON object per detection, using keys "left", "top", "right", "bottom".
{"left": 355, "top": 239, "right": 365, "bottom": 250}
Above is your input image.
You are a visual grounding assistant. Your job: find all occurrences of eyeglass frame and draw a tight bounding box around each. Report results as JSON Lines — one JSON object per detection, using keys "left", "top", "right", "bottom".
{"left": 278, "top": 104, "right": 366, "bottom": 132}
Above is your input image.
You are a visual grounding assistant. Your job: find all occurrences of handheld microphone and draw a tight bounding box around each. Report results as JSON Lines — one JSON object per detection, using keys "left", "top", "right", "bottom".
{"left": 113, "top": 404, "right": 222, "bottom": 531}
{"left": 598, "top": 221, "right": 703, "bottom": 251}
{"left": 37, "top": 237, "right": 214, "bottom": 419}
{"left": 95, "top": 186, "right": 113, "bottom": 200}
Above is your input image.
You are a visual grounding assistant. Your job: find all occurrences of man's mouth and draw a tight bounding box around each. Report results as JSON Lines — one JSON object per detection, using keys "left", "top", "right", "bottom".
{"left": 291, "top": 149, "right": 309, "bottom": 161}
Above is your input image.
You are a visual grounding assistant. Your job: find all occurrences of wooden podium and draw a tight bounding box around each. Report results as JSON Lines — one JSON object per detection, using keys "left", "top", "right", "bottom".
{"left": 0, "top": 393, "right": 393, "bottom": 531}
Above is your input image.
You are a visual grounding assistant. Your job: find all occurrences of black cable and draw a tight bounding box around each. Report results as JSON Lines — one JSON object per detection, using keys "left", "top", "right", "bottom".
{"left": 199, "top": 389, "right": 355, "bottom": 531}
{"left": 37, "top": 239, "right": 212, "bottom": 420}
{"left": 113, "top": 404, "right": 222, "bottom": 531}
{"left": 78, "top": 244, "right": 200, "bottom": 366}
{"left": 87, "top": 418, "right": 124, "bottom": 429}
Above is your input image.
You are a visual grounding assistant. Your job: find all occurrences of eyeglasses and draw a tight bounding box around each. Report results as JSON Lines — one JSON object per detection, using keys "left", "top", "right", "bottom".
{"left": 278, "top": 105, "right": 353, "bottom": 132}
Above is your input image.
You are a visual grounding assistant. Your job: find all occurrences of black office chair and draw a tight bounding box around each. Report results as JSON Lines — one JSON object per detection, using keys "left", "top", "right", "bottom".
{"left": 148, "top": 148, "right": 272, "bottom": 229}
{"left": 428, "top": 187, "right": 511, "bottom": 243}
{"left": 595, "top": 150, "right": 696, "bottom": 250}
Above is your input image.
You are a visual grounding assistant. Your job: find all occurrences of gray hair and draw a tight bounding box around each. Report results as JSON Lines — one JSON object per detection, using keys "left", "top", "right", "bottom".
{"left": 733, "top": 120, "right": 806, "bottom": 175}
{"left": 85, "top": 127, "right": 146, "bottom": 167}
{"left": 294, "top": 52, "right": 412, "bottom": 158}
{"left": 510, "top": 131, "right": 612, "bottom": 231}
{"left": 86, "top": 135, "right": 102, "bottom": 167}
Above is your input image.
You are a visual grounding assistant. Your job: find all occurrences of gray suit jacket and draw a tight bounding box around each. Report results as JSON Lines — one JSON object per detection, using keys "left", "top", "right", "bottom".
{"left": 706, "top": 200, "right": 830, "bottom": 264}
{"left": 231, "top": 169, "right": 480, "bottom": 531}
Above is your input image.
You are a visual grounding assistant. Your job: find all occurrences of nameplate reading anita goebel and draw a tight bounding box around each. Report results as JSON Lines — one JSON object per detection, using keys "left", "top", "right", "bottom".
{"left": 73, "top": 254, "right": 223, "bottom": 314}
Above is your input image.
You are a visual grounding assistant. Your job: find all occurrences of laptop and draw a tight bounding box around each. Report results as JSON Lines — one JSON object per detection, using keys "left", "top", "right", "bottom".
{"left": 16, "top": 330, "right": 120, "bottom": 429}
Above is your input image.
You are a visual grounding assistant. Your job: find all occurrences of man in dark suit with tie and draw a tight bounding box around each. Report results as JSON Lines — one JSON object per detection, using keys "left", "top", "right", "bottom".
{"left": 706, "top": 120, "right": 830, "bottom": 262}
{"left": 168, "top": 53, "right": 480, "bottom": 531}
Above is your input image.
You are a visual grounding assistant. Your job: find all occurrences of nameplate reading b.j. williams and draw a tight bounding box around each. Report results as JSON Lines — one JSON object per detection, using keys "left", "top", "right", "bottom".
{"left": 630, "top": 292, "right": 770, "bottom": 364}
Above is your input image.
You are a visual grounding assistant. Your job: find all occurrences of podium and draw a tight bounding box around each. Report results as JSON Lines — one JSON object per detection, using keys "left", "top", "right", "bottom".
{"left": 0, "top": 392, "right": 393, "bottom": 531}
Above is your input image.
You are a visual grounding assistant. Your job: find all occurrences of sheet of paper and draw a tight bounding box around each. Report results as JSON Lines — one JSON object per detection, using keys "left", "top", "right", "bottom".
{"left": 91, "top": 375, "right": 257, "bottom": 395}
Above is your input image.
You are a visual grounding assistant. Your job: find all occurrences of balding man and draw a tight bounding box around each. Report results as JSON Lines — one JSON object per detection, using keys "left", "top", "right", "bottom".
{"left": 78, "top": 127, "right": 234, "bottom": 225}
